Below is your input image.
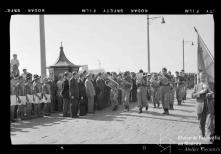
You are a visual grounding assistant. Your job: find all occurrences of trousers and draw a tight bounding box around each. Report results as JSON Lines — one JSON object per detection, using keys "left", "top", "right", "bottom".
{"left": 63, "top": 98, "right": 70, "bottom": 117}
{"left": 87, "top": 95, "right": 94, "bottom": 113}
{"left": 70, "top": 98, "right": 79, "bottom": 117}
{"left": 160, "top": 86, "right": 170, "bottom": 110}
{"left": 122, "top": 89, "right": 131, "bottom": 107}
{"left": 198, "top": 99, "right": 215, "bottom": 137}
{"left": 137, "top": 86, "right": 148, "bottom": 108}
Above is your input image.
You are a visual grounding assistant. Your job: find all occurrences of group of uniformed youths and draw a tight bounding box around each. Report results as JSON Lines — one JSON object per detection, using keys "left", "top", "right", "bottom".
{"left": 10, "top": 73, "right": 54, "bottom": 122}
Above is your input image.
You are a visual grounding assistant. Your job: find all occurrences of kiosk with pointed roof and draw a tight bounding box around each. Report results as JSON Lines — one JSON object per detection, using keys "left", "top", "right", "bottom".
{"left": 47, "top": 42, "right": 82, "bottom": 82}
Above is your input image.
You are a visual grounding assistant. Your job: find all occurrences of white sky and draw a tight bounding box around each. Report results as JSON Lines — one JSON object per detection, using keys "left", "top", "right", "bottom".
{"left": 10, "top": 14, "right": 214, "bottom": 75}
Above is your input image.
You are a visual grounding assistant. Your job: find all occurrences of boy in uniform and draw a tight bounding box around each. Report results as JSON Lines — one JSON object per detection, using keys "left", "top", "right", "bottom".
{"left": 158, "top": 68, "right": 171, "bottom": 115}
{"left": 24, "top": 73, "right": 33, "bottom": 119}
{"left": 33, "top": 75, "right": 43, "bottom": 117}
{"left": 42, "top": 77, "right": 51, "bottom": 116}
{"left": 15, "top": 76, "right": 26, "bottom": 120}
{"left": 10, "top": 77, "right": 17, "bottom": 122}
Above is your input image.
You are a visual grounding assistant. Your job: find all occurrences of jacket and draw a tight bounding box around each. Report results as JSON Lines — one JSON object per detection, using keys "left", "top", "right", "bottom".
{"left": 85, "top": 79, "right": 95, "bottom": 97}
{"left": 61, "top": 78, "right": 69, "bottom": 99}
{"left": 69, "top": 77, "right": 79, "bottom": 99}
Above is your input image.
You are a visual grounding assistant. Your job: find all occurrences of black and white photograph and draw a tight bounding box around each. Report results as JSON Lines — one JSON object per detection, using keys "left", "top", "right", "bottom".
{"left": 8, "top": 8, "right": 217, "bottom": 150}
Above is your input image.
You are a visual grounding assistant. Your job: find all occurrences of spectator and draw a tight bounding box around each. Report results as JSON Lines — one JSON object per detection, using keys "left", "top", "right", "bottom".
{"left": 78, "top": 73, "right": 87, "bottom": 116}
{"left": 61, "top": 72, "right": 70, "bottom": 117}
{"left": 85, "top": 73, "right": 96, "bottom": 114}
{"left": 56, "top": 75, "right": 63, "bottom": 112}
{"left": 69, "top": 72, "right": 79, "bottom": 118}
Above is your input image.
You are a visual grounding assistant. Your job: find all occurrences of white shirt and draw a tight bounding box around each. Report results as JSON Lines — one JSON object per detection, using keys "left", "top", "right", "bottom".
{"left": 11, "top": 58, "right": 20, "bottom": 67}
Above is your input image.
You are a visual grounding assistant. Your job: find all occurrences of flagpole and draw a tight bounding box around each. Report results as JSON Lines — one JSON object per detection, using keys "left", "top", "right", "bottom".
{"left": 194, "top": 27, "right": 200, "bottom": 84}
{"left": 194, "top": 27, "right": 214, "bottom": 61}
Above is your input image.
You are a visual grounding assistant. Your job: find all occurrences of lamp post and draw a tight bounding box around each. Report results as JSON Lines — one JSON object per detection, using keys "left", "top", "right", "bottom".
{"left": 182, "top": 39, "right": 194, "bottom": 72}
{"left": 147, "top": 15, "right": 165, "bottom": 73}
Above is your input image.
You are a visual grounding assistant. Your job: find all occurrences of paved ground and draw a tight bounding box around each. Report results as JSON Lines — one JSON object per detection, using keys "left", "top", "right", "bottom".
{"left": 11, "top": 89, "right": 211, "bottom": 144}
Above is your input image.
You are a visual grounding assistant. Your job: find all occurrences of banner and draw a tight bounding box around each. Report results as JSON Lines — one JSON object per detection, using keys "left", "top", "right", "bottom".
{"left": 195, "top": 27, "right": 214, "bottom": 90}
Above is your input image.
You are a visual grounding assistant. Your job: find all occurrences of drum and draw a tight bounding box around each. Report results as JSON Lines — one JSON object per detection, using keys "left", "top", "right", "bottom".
{"left": 18, "top": 96, "right": 27, "bottom": 105}
{"left": 46, "top": 94, "right": 51, "bottom": 103}
{"left": 10, "top": 95, "right": 16, "bottom": 106}
{"left": 27, "top": 94, "right": 34, "bottom": 103}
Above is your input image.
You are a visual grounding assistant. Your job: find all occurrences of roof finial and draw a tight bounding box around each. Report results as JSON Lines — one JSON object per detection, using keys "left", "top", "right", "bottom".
{"left": 61, "top": 42, "right": 63, "bottom": 47}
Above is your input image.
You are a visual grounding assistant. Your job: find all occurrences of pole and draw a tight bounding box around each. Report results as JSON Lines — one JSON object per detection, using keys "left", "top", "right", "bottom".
{"left": 183, "top": 39, "right": 184, "bottom": 71}
{"left": 39, "top": 15, "right": 47, "bottom": 79}
{"left": 147, "top": 15, "right": 150, "bottom": 73}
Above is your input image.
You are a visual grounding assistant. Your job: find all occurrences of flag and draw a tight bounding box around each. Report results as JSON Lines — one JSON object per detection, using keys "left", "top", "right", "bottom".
{"left": 194, "top": 27, "right": 214, "bottom": 90}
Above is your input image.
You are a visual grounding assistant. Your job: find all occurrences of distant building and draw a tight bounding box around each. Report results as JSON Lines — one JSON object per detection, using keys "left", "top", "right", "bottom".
{"left": 78, "top": 65, "right": 89, "bottom": 73}
{"left": 88, "top": 68, "right": 105, "bottom": 74}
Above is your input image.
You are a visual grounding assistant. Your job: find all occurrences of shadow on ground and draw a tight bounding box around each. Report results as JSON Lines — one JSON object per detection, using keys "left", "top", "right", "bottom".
{"left": 11, "top": 93, "right": 198, "bottom": 133}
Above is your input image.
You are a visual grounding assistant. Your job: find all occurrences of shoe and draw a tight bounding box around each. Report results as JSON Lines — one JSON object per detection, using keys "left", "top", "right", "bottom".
{"left": 146, "top": 106, "right": 148, "bottom": 111}
{"left": 138, "top": 108, "right": 142, "bottom": 113}
{"left": 165, "top": 109, "right": 169, "bottom": 115}
{"left": 127, "top": 106, "right": 129, "bottom": 111}
{"left": 165, "top": 112, "right": 169, "bottom": 115}
{"left": 112, "top": 106, "right": 117, "bottom": 111}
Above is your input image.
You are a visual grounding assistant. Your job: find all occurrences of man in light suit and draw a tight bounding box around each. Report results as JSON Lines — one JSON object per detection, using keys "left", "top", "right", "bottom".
{"left": 85, "top": 73, "right": 96, "bottom": 114}
{"left": 69, "top": 72, "right": 79, "bottom": 118}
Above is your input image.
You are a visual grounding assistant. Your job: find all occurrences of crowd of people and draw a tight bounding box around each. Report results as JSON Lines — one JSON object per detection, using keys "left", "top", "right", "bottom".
{"left": 10, "top": 53, "right": 215, "bottom": 142}
{"left": 10, "top": 54, "right": 193, "bottom": 121}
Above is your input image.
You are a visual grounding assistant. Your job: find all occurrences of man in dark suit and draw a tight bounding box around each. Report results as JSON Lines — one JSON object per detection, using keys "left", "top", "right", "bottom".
{"left": 96, "top": 73, "right": 105, "bottom": 110}
{"left": 78, "top": 73, "right": 87, "bottom": 116}
{"left": 61, "top": 72, "right": 70, "bottom": 117}
{"left": 69, "top": 72, "right": 79, "bottom": 118}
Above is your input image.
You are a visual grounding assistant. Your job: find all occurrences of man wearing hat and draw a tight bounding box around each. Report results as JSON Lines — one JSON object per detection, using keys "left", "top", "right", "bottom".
{"left": 176, "top": 71, "right": 186, "bottom": 105}
{"left": 150, "top": 73, "right": 160, "bottom": 108}
{"left": 78, "top": 73, "right": 87, "bottom": 116}
{"left": 69, "top": 72, "right": 79, "bottom": 118}
{"left": 24, "top": 73, "right": 33, "bottom": 119}
{"left": 41, "top": 77, "right": 51, "bottom": 116}
{"left": 167, "top": 71, "right": 175, "bottom": 110}
{"left": 33, "top": 74, "right": 43, "bottom": 117}
{"left": 192, "top": 72, "right": 214, "bottom": 139}
{"left": 47, "top": 77, "right": 56, "bottom": 113}
{"left": 85, "top": 73, "right": 96, "bottom": 113}
{"left": 121, "top": 71, "right": 133, "bottom": 111}
{"left": 21, "top": 68, "right": 30, "bottom": 80}
{"left": 15, "top": 76, "right": 26, "bottom": 120}
{"left": 136, "top": 69, "right": 149, "bottom": 113}
{"left": 96, "top": 73, "right": 105, "bottom": 110}
{"left": 61, "top": 72, "right": 70, "bottom": 117}
{"left": 158, "top": 68, "right": 171, "bottom": 115}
